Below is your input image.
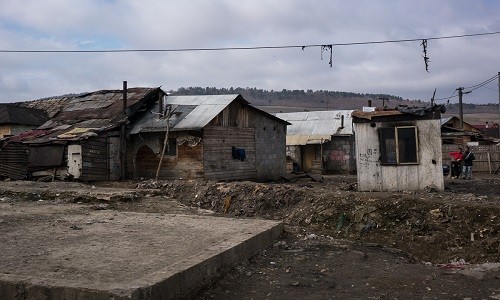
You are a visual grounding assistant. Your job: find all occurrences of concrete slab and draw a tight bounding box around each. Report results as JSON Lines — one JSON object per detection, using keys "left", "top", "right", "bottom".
{"left": 0, "top": 203, "right": 282, "bottom": 299}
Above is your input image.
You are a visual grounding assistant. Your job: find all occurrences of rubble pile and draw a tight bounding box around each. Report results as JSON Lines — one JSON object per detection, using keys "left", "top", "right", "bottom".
{"left": 136, "top": 177, "right": 500, "bottom": 264}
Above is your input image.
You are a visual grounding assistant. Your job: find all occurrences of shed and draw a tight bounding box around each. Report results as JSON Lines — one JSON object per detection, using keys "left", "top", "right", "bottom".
{"left": 275, "top": 110, "right": 355, "bottom": 174}
{"left": 0, "top": 104, "right": 48, "bottom": 138}
{"left": 129, "top": 94, "right": 289, "bottom": 181}
{"left": 0, "top": 86, "right": 163, "bottom": 181}
{"left": 352, "top": 106, "right": 444, "bottom": 191}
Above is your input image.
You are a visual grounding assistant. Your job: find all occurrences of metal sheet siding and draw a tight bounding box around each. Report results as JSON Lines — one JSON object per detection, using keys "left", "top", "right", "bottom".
{"left": 0, "top": 143, "right": 29, "bottom": 180}
{"left": 355, "top": 119, "right": 444, "bottom": 191}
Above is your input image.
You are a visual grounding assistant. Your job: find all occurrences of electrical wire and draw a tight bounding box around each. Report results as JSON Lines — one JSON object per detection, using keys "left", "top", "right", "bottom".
{"left": 464, "top": 74, "right": 499, "bottom": 93}
{"left": 434, "top": 73, "right": 499, "bottom": 103}
{"left": 1, "top": 30, "right": 499, "bottom": 53}
{"left": 434, "top": 89, "right": 458, "bottom": 102}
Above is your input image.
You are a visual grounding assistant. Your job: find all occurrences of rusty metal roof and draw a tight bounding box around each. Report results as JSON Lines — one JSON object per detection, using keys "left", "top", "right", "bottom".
{"left": 276, "top": 110, "right": 354, "bottom": 145}
{"left": 8, "top": 87, "right": 161, "bottom": 144}
{"left": 0, "top": 104, "right": 48, "bottom": 126}
{"left": 351, "top": 109, "right": 404, "bottom": 120}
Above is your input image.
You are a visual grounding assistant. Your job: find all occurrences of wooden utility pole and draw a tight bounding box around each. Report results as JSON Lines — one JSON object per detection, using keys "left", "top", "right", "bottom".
{"left": 457, "top": 87, "right": 464, "bottom": 129}
{"left": 155, "top": 105, "right": 171, "bottom": 180}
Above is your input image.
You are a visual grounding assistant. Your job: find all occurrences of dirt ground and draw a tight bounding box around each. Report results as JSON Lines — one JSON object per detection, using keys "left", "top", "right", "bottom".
{"left": 1, "top": 174, "right": 499, "bottom": 299}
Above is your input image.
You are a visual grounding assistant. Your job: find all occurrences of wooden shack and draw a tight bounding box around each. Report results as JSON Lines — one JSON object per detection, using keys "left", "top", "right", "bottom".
{"left": 0, "top": 86, "right": 163, "bottom": 181}
{"left": 128, "top": 94, "right": 289, "bottom": 181}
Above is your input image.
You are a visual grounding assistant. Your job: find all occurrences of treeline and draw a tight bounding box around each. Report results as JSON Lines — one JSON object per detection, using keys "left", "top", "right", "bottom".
{"left": 171, "top": 87, "right": 407, "bottom": 110}
{"left": 170, "top": 87, "right": 496, "bottom": 112}
{"left": 444, "top": 103, "right": 499, "bottom": 114}
{"left": 173, "top": 87, "right": 402, "bottom": 101}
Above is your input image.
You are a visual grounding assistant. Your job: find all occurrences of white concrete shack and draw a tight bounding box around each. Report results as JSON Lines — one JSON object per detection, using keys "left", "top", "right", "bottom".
{"left": 352, "top": 106, "right": 445, "bottom": 191}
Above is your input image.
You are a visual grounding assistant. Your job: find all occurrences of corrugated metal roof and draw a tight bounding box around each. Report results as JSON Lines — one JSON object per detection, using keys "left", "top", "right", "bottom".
{"left": 165, "top": 94, "right": 242, "bottom": 130}
{"left": 276, "top": 110, "right": 354, "bottom": 145}
{"left": 132, "top": 94, "right": 243, "bottom": 133}
{"left": 440, "top": 117, "right": 453, "bottom": 125}
{"left": 0, "top": 104, "right": 48, "bottom": 126}
{"left": 131, "top": 94, "right": 289, "bottom": 134}
{"left": 7, "top": 87, "right": 161, "bottom": 144}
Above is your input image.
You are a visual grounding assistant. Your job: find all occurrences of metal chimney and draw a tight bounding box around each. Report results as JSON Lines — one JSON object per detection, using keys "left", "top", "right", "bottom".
{"left": 123, "top": 81, "right": 127, "bottom": 114}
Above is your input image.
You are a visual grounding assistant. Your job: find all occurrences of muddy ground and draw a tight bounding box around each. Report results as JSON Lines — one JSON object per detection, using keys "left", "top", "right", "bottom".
{"left": 1, "top": 174, "right": 499, "bottom": 299}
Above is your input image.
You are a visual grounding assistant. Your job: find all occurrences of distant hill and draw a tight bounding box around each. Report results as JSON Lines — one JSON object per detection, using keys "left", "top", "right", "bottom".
{"left": 443, "top": 103, "right": 499, "bottom": 114}
{"left": 171, "top": 87, "right": 425, "bottom": 113}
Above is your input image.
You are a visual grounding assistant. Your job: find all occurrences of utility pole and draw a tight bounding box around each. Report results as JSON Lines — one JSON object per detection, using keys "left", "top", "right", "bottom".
{"left": 457, "top": 87, "right": 464, "bottom": 129}
{"left": 378, "top": 97, "right": 389, "bottom": 108}
{"left": 498, "top": 71, "right": 500, "bottom": 139}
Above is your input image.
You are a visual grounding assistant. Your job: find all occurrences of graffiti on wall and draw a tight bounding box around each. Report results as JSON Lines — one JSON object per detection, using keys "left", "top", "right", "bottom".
{"left": 357, "top": 148, "right": 379, "bottom": 168}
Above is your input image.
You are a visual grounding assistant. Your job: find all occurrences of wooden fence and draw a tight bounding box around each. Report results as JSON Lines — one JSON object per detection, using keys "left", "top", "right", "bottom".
{"left": 442, "top": 145, "right": 500, "bottom": 174}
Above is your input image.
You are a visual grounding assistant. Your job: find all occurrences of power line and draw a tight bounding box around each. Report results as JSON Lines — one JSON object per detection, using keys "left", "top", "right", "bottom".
{"left": 434, "top": 73, "right": 500, "bottom": 103}
{"left": 464, "top": 73, "right": 499, "bottom": 93}
{"left": 434, "top": 89, "right": 458, "bottom": 103}
{"left": 1, "top": 30, "right": 499, "bottom": 53}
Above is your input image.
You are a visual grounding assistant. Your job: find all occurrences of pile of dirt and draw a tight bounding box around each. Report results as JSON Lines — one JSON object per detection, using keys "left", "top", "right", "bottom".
{"left": 135, "top": 176, "right": 500, "bottom": 264}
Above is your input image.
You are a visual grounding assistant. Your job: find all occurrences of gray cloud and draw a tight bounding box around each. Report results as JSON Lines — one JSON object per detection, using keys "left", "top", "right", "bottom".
{"left": 1, "top": 0, "right": 500, "bottom": 104}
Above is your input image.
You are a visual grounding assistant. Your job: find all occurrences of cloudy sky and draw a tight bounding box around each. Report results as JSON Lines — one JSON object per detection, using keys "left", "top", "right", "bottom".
{"left": 1, "top": 0, "right": 500, "bottom": 105}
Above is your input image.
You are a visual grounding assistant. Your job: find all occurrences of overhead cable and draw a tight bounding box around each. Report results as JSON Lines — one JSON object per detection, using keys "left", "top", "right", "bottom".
{"left": 0, "top": 31, "right": 499, "bottom": 53}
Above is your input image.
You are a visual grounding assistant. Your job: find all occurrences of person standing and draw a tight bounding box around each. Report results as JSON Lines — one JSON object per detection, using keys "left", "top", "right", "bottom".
{"left": 462, "top": 146, "right": 475, "bottom": 180}
{"left": 449, "top": 147, "right": 463, "bottom": 179}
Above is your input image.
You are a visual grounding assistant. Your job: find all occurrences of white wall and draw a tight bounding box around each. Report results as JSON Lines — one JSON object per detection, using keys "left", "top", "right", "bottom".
{"left": 354, "top": 119, "right": 444, "bottom": 191}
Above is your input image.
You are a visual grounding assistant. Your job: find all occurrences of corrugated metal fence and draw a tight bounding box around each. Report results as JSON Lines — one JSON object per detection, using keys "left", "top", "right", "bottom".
{"left": 442, "top": 145, "right": 500, "bottom": 174}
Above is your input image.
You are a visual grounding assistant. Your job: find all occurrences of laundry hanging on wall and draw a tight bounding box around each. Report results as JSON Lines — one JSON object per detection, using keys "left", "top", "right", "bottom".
{"left": 231, "top": 146, "right": 246, "bottom": 161}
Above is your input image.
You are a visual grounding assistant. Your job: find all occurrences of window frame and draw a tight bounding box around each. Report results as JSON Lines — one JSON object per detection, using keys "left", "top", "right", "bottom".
{"left": 159, "top": 137, "right": 177, "bottom": 157}
{"left": 378, "top": 126, "right": 418, "bottom": 165}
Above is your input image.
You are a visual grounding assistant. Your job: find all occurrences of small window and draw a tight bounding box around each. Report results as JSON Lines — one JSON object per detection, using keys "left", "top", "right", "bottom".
{"left": 160, "top": 138, "right": 177, "bottom": 156}
{"left": 379, "top": 126, "right": 418, "bottom": 165}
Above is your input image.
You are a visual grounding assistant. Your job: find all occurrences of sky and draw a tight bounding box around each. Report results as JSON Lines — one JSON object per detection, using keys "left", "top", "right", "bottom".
{"left": 1, "top": 0, "right": 500, "bottom": 105}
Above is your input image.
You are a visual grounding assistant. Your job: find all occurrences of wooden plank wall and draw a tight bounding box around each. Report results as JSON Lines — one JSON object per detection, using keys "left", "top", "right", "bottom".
{"left": 442, "top": 144, "right": 500, "bottom": 174}
{"left": 80, "top": 136, "right": 108, "bottom": 181}
{"left": 203, "top": 126, "right": 256, "bottom": 181}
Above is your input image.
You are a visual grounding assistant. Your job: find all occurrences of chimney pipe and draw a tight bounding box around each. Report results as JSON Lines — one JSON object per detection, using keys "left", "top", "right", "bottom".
{"left": 123, "top": 81, "right": 127, "bottom": 114}
{"left": 368, "top": 100, "right": 372, "bottom": 107}
{"left": 341, "top": 115, "right": 345, "bottom": 129}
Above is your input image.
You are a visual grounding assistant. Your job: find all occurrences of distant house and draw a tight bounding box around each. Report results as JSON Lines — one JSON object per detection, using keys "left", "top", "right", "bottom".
{"left": 0, "top": 104, "right": 48, "bottom": 138}
{"left": 128, "top": 94, "right": 289, "bottom": 181}
{"left": 0, "top": 86, "right": 163, "bottom": 181}
{"left": 472, "top": 122, "right": 500, "bottom": 139}
{"left": 275, "top": 110, "right": 355, "bottom": 174}
{"left": 352, "top": 106, "right": 444, "bottom": 191}
{"left": 440, "top": 116, "right": 487, "bottom": 145}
